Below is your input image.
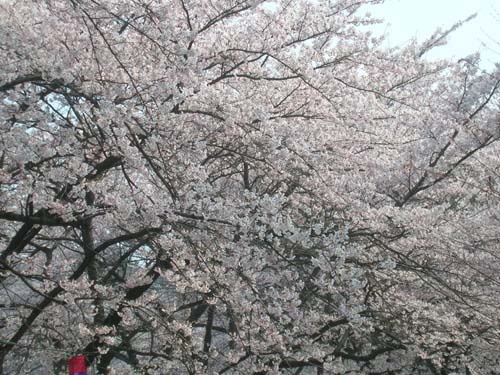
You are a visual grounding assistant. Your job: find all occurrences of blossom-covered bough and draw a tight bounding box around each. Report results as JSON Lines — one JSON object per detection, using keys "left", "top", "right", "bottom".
{"left": 1, "top": 0, "right": 499, "bottom": 374}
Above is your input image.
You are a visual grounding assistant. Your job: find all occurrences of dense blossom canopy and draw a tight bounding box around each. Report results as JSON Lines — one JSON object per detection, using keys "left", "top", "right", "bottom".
{"left": 0, "top": 0, "right": 499, "bottom": 374}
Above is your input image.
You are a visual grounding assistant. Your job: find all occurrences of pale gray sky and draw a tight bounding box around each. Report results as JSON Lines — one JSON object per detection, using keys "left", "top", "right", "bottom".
{"left": 368, "top": 0, "right": 500, "bottom": 70}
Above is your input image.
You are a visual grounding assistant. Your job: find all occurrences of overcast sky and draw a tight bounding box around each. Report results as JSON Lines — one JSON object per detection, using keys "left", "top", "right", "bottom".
{"left": 368, "top": 0, "right": 500, "bottom": 70}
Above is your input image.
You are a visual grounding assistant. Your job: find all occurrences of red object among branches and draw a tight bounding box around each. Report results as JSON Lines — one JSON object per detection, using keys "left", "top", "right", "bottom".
{"left": 68, "top": 355, "right": 87, "bottom": 375}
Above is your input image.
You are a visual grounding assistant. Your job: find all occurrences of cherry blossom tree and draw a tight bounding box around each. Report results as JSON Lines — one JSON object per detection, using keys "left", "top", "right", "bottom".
{"left": 1, "top": 0, "right": 499, "bottom": 374}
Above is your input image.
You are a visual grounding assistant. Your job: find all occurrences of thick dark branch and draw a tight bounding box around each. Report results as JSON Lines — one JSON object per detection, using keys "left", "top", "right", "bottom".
{"left": 0, "top": 223, "right": 40, "bottom": 262}
{"left": 94, "top": 227, "right": 161, "bottom": 254}
{"left": 85, "top": 155, "right": 124, "bottom": 181}
{"left": 0, "top": 73, "right": 43, "bottom": 92}
{"left": 279, "top": 358, "right": 322, "bottom": 369}
{"left": 0, "top": 210, "right": 82, "bottom": 227}
{"left": 188, "top": 303, "right": 208, "bottom": 323}
{"left": 334, "top": 344, "right": 405, "bottom": 362}
{"left": 203, "top": 306, "right": 215, "bottom": 354}
{"left": 310, "top": 317, "right": 349, "bottom": 341}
